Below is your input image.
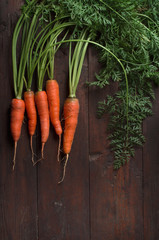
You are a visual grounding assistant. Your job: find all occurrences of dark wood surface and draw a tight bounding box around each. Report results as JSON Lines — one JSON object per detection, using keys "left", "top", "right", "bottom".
{"left": 143, "top": 87, "right": 159, "bottom": 240}
{"left": 0, "top": 1, "right": 159, "bottom": 239}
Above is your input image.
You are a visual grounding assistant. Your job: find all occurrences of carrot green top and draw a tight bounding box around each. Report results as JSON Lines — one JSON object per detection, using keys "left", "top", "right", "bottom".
{"left": 68, "top": 30, "right": 89, "bottom": 98}
{"left": 12, "top": 0, "right": 39, "bottom": 99}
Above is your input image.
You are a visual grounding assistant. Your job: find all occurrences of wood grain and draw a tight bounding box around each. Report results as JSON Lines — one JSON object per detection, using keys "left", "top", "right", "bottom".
{"left": 143, "top": 87, "right": 159, "bottom": 240}
{"left": 37, "top": 47, "right": 90, "bottom": 240}
{"left": 0, "top": 1, "right": 159, "bottom": 239}
{"left": 88, "top": 47, "right": 143, "bottom": 240}
{"left": 0, "top": 1, "right": 38, "bottom": 239}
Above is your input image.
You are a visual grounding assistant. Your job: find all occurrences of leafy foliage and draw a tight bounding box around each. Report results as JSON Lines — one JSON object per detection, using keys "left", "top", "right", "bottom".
{"left": 98, "top": 88, "right": 152, "bottom": 168}
{"left": 22, "top": 0, "right": 159, "bottom": 168}
{"left": 49, "top": 0, "right": 159, "bottom": 168}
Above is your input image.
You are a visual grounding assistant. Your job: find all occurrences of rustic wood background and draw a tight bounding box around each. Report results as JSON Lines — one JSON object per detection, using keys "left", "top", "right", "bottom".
{"left": 0, "top": 1, "right": 159, "bottom": 239}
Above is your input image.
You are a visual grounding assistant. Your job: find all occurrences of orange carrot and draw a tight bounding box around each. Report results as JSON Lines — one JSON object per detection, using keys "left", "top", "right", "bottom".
{"left": 10, "top": 98, "right": 25, "bottom": 170}
{"left": 24, "top": 91, "right": 37, "bottom": 163}
{"left": 58, "top": 36, "right": 88, "bottom": 183}
{"left": 35, "top": 90, "right": 50, "bottom": 159}
{"left": 46, "top": 80, "right": 62, "bottom": 160}
{"left": 58, "top": 97, "right": 79, "bottom": 183}
{"left": 63, "top": 98, "right": 79, "bottom": 154}
{"left": 46, "top": 80, "right": 62, "bottom": 135}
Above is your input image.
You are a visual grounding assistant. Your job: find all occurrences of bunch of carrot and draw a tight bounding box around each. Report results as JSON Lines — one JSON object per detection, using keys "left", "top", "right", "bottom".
{"left": 10, "top": 0, "right": 145, "bottom": 181}
{"left": 11, "top": 0, "right": 120, "bottom": 182}
{"left": 10, "top": 0, "right": 87, "bottom": 182}
{"left": 11, "top": 0, "right": 38, "bottom": 169}
{"left": 10, "top": 0, "right": 119, "bottom": 183}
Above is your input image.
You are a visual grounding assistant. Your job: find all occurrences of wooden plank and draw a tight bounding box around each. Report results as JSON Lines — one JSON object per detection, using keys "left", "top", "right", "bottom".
{"left": 143, "top": 87, "right": 159, "bottom": 240}
{"left": 88, "top": 47, "right": 143, "bottom": 240}
{"left": 2, "top": 2, "right": 159, "bottom": 239}
{"left": 37, "top": 47, "right": 90, "bottom": 239}
{"left": 0, "top": 1, "right": 38, "bottom": 239}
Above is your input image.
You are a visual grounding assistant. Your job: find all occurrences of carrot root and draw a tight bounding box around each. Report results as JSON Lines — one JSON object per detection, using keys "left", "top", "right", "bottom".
{"left": 33, "top": 157, "right": 43, "bottom": 166}
{"left": 30, "top": 136, "right": 34, "bottom": 164}
{"left": 32, "top": 142, "right": 45, "bottom": 166}
{"left": 58, "top": 154, "right": 69, "bottom": 184}
{"left": 57, "top": 135, "right": 61, "bottom": 162}
{"left": 12, "top": 141, "right": 17, "bottom": 171}
{"left": 41, "top": 142, "right": 45, "bottom": 159}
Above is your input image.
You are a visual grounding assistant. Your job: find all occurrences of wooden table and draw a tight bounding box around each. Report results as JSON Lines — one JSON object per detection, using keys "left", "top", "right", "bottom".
{"left": 0, "top": 1, "right": 159, "bottom": 239}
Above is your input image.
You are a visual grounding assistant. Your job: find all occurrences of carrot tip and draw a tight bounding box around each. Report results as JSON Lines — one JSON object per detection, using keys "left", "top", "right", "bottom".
{"left": 57, "top": 135, "right": 61, "bottom": 162}
{"left": 58, "top": 154, "right": 69, "bottom": 184}
{"left": 33, "top": 157, "right": 43, "bottom": 166}
{"left": 33, "top": 142, "right": 45, "bottom": 166}
{"left": 30, "top": 136, "right": 35, "bottom": 164}
{"left": 30, "top": 136, "right": 38, "bottom": 164}
{"left": 59, "top": 156, "right": 65, "bottom": 163}
{"left": 12, "top": 141, "right": 17, "bottom": 171}
{"left": 41, "top": 142, "right": 45, "bottom": 159}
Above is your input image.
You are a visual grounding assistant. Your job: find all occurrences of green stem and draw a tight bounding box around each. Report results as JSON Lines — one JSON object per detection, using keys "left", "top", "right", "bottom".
{"left": 73, "top": 39, "right": 89, "bottom": 95}
{"left": 29, "top": 22, "right": 74, "bottom": 90}
{"left": 136, "top": 13, "right": 159, "bottom": 29}
{"left": 69, "top": 43, "right": 72, "bottom": 95}
{"left": 71, "top": 41, "right": 83, "bottom": 90}
{"left": 48, "top": 30, "right": 69, "bottom": 80}
{"left": 12, "top": 0, "right": 37, "bottom": 98}
{"left": 68, "top": 31, "right": 88, "bottom": 97}
{"left": 27, "top": 13, "right": 71, "bottom": 89}
{"left": 12, "top": 14, "right": 25, "bottom": 97}
{"left": 49, "top": 43, "right": 55, "bottom": 79}
{"left": 17, "top": 9, "right": 40, "bottom": 98}
{"left": 37, "top": 27, "right": 66, "bottom": 90}
{"left": 69, "top": 31, "right": 88, "bottom": 97}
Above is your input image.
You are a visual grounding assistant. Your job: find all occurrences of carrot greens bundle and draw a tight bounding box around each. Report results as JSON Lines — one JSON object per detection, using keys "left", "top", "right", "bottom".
{"left": 11, "top": 0, "right": 159, "bottom": 171}
{"left": 55, "top": 0, "right": 159, "bottom": 168}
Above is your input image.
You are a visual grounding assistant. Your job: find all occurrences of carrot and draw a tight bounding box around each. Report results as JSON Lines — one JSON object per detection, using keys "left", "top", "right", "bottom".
{"left": 24, "top": 91, "right": 37, "bottom": 163}
{"left": 57, "top": 30, "right": 90, "bottom": 183}
{"left": 58, "top": 97, "right": 79, "bottom": 183}
{"left": 35, "top": 90, "right": 50, "bottom": 159}
{"left": 46, "top": 79, "right": 62, "bottom": 160}
{"left": 11, "top": 2, "right": 42, "bottom": 168}
{"left": 63, "top": 98, "right": 79, "bottom": 154}
{"left": 44, "top": 25, "right": 70, "bottom": 162}
{"left": 10, "top": 98, "right": 25, "bottom": 170}
{"left": 46, "top": 80, "right": 62, "bottom": 135}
